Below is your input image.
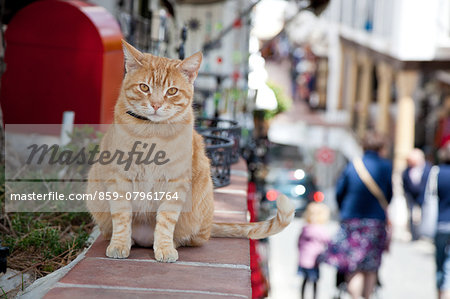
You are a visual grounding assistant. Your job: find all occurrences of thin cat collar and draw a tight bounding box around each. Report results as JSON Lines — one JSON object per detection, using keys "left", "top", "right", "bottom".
{"left": 126, "top": 111, "right": 150, "bottom": 121}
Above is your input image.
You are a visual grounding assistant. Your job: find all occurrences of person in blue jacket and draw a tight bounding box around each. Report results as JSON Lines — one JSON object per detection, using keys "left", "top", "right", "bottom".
{"left": 433, "top": 141, "right": 450, "bottom": 299}
{"left": 320, "top": 131, "right": 392, "bottom": 299}
{"left": 402, "top": 149, "right": 432, "bottom": 240}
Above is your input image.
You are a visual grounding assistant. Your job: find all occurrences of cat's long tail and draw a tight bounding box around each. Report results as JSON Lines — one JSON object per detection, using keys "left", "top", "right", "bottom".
{"left": 211, "top": 194, "right": 295, "bottom": 239}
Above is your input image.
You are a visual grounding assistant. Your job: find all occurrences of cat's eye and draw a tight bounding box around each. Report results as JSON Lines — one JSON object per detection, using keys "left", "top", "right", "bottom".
{"left": 139, "top": 84, "right": 150, "bottom": 92}
{"left": 166, "top": 87, "right": 178, "bottom": 96}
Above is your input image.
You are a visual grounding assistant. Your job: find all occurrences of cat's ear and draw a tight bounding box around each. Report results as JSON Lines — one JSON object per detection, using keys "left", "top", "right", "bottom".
{"left": 178, "top": 52, "right": 202, "bottom": 83}
{"left": 122, "top": 40, "right": 144, "bottom": 73}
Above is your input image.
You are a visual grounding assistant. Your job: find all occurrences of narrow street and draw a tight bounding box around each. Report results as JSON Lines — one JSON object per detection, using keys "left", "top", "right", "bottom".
{"left": 268, "top": 218, "right": 435, "bottom": 299}
{"left": 264, "top": 60, "right": 437, "bottom": 299}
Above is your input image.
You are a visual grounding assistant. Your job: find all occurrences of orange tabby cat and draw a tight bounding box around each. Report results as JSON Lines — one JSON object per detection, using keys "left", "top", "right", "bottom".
{"left": 86, "top": 40, "right": 294, "bottom": 263}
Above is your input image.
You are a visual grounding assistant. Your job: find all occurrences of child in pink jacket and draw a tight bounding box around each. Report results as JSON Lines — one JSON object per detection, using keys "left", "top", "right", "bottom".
{"left": 298, "top": 202, "right": 330, "bottom": 299}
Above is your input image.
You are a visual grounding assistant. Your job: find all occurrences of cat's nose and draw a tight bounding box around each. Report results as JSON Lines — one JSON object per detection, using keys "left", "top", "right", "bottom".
{"left": 151, "top": 103, "right": 161, "bottom": 111}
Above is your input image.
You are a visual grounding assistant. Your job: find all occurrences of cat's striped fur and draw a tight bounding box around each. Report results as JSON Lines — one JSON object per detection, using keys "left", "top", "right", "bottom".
{"left": 86, "top": 40, "right": 294, "bottom": 262}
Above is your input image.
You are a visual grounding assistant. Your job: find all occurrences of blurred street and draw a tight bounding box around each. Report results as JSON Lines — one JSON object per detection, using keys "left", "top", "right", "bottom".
{"left": 268, "top": 218, "right": 436, "bottom": 299}
{"left": 264, "top": 58, "right": 437, "bottom": 299}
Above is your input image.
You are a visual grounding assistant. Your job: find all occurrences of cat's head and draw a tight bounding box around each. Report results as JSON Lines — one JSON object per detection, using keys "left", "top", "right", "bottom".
{"left": 116, "top": 40, "right": 202, "bottom": 124}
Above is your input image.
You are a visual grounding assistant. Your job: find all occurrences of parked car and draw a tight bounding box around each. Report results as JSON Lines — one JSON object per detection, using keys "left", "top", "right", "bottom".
{"left": 261, "top": 168, "right": 321, "bottom": 216}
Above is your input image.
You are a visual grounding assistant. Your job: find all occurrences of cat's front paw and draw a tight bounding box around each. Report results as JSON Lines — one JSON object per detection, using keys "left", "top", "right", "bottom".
{"left": 154, "top": 246, "right": 178, "bottom": 263}
{"left": 106, "top": 242, "right": 131, "bottom": 259}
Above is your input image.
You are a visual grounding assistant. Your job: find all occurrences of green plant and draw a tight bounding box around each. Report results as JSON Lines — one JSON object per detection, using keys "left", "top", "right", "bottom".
{"left": 0, "top": 286, "right": 7, "bottom": 299}
{"left": 255, "top": 81, "right": 293, "bottom": 120}
{"left": 267, "top": 81, "right": 292, "bottom": 114}
{"left": 0, "top": 125, "right": 101, "bottom": 279}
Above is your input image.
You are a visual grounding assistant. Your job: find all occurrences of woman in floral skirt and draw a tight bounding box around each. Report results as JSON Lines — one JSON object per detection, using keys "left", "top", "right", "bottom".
{"left": 320, "top": 132, "right": 392, "bottom": 299}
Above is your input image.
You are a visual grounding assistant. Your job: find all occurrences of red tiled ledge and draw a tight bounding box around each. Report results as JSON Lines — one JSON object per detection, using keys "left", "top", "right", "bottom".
{"left": 43, "top": 160, "right": 251, "bottom": 299}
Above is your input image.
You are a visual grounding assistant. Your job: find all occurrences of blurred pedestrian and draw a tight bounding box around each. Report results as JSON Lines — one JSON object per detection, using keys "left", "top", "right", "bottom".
{"left": 402, "top": 148, "right": 432, "bottom": 240}
{"left": 319, "top": 131, "right": 392, "bottom": 299}
{"left": 297, "top": 202, "right": 330, "bottom": 299}
{"left": 426, "top": 141, "right": 450, "bottom": 299}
